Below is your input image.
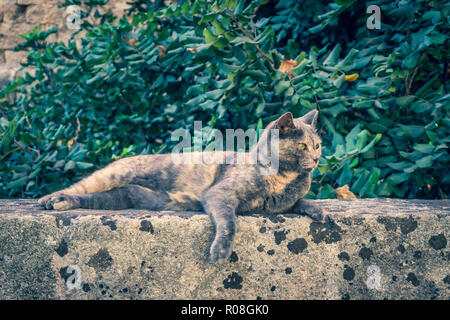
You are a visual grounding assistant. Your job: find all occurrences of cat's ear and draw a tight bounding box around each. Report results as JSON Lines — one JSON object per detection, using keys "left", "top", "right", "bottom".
{"left": 300, "top": 109, "right": 319, "bottom": 127}
{"left": 275, "top": 112, "right": 295, "bottom": 133}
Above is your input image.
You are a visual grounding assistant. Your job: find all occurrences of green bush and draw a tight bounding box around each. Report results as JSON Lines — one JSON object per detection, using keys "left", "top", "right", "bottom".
{"left": 0, "top": 0, "right": 448, "bottom": 199}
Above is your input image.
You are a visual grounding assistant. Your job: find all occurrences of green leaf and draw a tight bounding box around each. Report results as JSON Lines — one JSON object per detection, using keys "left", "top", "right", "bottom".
{"left": 64, "top": 160, "right": 76, "bottom": 172}
{"left": 274, "top": 80, "right": 290, "bottom": 96}
{"left": 333, "top": 74, "right": 346, "bottom": 88}
{"left": 323, "top": 44, "right": 341, "bottom": 66}
{"left": 213, "top": 36, "right": 228, "bottom": 49}
{"left": 357, "top": 84, "right": 381, "bottom": 95}
{"left": 185, "top": 95, "right": 205, "bottom": 106}
{"left": 233, "top": 0, "right": 245, "bottom": 14}
{"left": 6, "top": 176, "right": 28, "bottom": 189}
{"left": 199, "top": 100, "right": 218, "bottom": 110}
{"left": 335, "top": 0, "right": 357, "bottom": 6}
{"left": 397, "top": 125, "right": 425, "bottom": 139}
{"left": 326, "top": 144, "right": 347, "bottom": 162}
{"left": 356, "top": 130, "right": 368, "bottom": 150}
{"left": 359, "top": 168, "right": 380, "bottom": 197}
{"left": 422, "top": 11, "right": 440, "bottom": 23}
{"left": 205, "top": 89, "right": 224, "bottom": 100}
{"left": 345, "top": 124, "right": 361, "bottom": 154}
{"left": 387, "top": 161, "right": 412, "bottom": 171}
{"left": 230, "top": 36, "right": 257, "bottom": 45}
{"left": 388, "top": 172, "right": 410, "bottom": 185}
{"left": 427, "top": 33, "right": 445, "bottom": 45}
{"left": 415, "top": 155, "right": 433, "bottom": 168}
{"left": 337, "top": 164, "right": 352, "bottom": 186}
{"left": 395, "top": 96, "right": 415, "bottom": 108}
{"left": 353, "top": 100, "right": 373, "bottom": 109}
{"left": 349, "top": 157, "right": 359, "bottom": 168}
{"left": 76, "top": 162, "right": 94, "bottom": 170}
{"left": 321, "top": 104, "right": 347, "bottom": 117}
{"left": 351, "top": 170, "right": 369, "bottom": 194}
{"left": 317, "top": 184, "right": 336, "bottom": 199}
{"left": 54, "top": 160, "right": 65, "bottom": 169}
{"left": 307, "top": 23, "right": 326, "bottom": 34}
{"left": 377, "top": 180, "right": 395, "bottom": 197}
{"left": 272, "top": 51, "right": 282, "bottom": 69}
{"left": 360, "top": 133, "right": 382, "bottom": 153}
{"left": 403, "top": 52, "right": 420, "bottom": 69}
{"left": 413, "top": 144, "right": 435, "bottom": 154}
{"left": 336, "top": 48, "right": 359, "bottom": 68}
{"left": 203, "top": 28, "right": 215, "bottom": 44}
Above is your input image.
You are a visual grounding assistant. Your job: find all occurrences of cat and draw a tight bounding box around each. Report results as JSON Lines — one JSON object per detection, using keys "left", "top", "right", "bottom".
{"left": 39, "top": 110, "right": 324, "bottom": 263}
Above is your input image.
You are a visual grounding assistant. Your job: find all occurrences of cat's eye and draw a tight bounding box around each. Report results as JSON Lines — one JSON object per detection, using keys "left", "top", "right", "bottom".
{"left": 298, "top": 143, "right": 307, "bottom": 150}
{"left": 315, "top": 143, "right": 320, "bottom": 149}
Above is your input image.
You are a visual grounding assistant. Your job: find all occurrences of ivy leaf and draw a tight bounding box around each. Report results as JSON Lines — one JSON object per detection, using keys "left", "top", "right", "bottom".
{"left": 203, "top": 28, "right": 215, "bottom": 44}
{"left": 360, "top": 134, "right": 382, "bottom": 153}
{"left": 337, "top": 164, "right": 353, "bottom": 186}
{"left": 403, "top": 52, "right": 420, "bottom": 69}
{"left": 415, "top": 155, "right": 433, "bottom": 168}
{"left": 274, "top": 80, "right": 290, "bottom": 96}
{"left": 323, "top": 44, "right": 341, "bottom": 66}
{"left": 413, "top": 144, "right": 435, "bottom": 154}
{"left": 317, "top": 184, "right": 336, "bottom": 199}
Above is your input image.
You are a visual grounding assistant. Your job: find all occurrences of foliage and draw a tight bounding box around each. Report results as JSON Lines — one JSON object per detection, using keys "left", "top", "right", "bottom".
{"left": 0, "top": 0, "right": 448, "bottom": 199}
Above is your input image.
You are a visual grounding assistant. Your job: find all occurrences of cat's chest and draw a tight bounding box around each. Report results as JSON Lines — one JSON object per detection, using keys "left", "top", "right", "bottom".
{"left": 241, "top": 171, "right": 308, "bottom": 213}
{"left": 264, "top": 171, "right": 300, "bottom": 194}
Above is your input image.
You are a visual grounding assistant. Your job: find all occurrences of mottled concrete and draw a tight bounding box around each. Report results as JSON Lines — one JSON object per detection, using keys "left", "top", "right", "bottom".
{"left": 0, "top": 199, "right": 449, "bottom": 300}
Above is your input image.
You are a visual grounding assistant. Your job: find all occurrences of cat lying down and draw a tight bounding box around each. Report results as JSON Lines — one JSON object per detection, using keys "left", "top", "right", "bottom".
{"left": 39, "top": 110, "right": 324, "bottom": 263}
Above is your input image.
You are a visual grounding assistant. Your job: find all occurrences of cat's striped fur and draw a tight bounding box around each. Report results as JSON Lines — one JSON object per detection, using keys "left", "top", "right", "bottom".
{"left": 39, "top": 110, "right": 324, "bottom": 263}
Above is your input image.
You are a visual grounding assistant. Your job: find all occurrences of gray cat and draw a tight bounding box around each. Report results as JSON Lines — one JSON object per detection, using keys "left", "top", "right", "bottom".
{"left": 39, "top": 110, "right": 324, "bottom": 263}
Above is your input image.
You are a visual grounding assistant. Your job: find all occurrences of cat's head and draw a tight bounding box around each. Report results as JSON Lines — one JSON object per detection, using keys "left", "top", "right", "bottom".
{"left": 269, "top": 110, "right": 322, "bottom": 172}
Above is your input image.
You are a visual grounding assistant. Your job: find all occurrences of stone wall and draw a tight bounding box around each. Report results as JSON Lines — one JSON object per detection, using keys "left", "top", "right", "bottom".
{"left": 0, "top": 199, "right": 448, "bottom": 300}
{"left": 0, "top": 0, "right": 129, "bottom": 86}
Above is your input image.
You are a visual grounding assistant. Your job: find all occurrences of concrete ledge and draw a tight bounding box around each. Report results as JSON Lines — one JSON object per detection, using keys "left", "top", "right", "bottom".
{"left": 0, "top": 199, "right": 449, "bottom": 300}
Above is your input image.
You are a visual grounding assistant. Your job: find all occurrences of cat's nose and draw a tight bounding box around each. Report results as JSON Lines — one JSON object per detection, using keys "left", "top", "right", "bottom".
{"left": 313, "top": 158, "right": 319, "bottom": 163}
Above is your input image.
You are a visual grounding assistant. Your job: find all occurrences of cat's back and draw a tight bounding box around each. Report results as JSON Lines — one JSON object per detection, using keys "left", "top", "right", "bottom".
{"left": 123, "top": 152, "right": 227, "bottom": 210}
{"left": 121, "top": 152, "right": 224, "bottom": 192}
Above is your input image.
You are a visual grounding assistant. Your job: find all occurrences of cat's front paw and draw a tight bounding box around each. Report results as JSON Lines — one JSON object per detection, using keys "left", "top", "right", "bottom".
{"left": 39, "top": 194, "right": 80, "bottom": 211}
{"left": 296, "top": 200, "right": 324, "bottom": 220}
{"left": 209, "top": 237, "right": 233, "bottom": 264}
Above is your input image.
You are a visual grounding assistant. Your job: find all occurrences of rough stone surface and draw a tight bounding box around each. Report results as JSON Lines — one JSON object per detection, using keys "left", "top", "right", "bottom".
{"left": 0, "top": 199, "right": 449, "bottom": 300}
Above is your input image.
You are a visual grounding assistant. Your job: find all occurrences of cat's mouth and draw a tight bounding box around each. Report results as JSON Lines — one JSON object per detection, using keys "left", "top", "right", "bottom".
{"left": 299, "top": 161, "right": 317, "bottom": 172}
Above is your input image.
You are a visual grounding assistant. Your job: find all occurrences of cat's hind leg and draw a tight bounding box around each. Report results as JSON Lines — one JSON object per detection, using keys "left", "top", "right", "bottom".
{"left": 39, "top": 159, "right": 136, "bottom": 208}
{"left": 43, "top": 184, "right": 168, "bottom": 211}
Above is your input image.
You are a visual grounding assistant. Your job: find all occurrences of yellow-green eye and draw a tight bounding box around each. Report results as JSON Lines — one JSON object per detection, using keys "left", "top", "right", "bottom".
{"left": 299, "top": 143, "right": 306, "bottom": 150}
{"left": 315, "top": 144, "right": 320, "bottom": 149}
